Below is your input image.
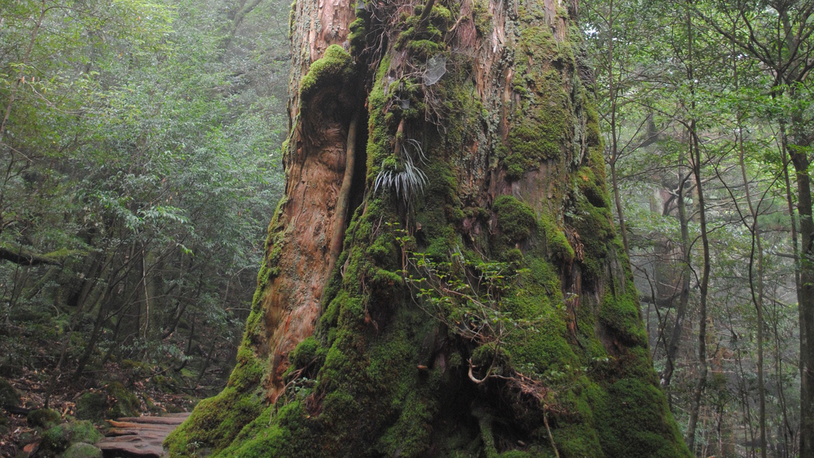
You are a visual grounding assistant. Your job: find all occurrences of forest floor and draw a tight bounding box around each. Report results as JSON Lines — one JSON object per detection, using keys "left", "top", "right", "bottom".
{"left": 0, "top": 314, "right": 235, "bottom": 457}
{"left": 0, "top": 360, "right": 214, "bottom": 457}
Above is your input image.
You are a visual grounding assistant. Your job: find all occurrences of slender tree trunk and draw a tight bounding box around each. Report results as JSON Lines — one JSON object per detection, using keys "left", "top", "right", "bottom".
{"left": 790, "top": 130, "right": 814, "bottom": 458}
{"left": 662, "top": 170, "right": 692, "bottom": 390}
{"left": 604, "top": 0, "right": 629, "bottom": 257}
{"left": 685, "top": 4, "right": 710, "bottom": 449}
{"left": 738, "top": 118, "right": 767, "bottom": 458}
{"left": 685, "top": 119, "right": 710, "bottom": 453}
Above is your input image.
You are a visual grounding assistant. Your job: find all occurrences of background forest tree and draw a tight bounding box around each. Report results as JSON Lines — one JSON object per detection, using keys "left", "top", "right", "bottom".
{"left": 0, "top": 0, "right": 290, "bottom": 435}
{"left": 584, "top": 0, "right": 813, "bottom": 456}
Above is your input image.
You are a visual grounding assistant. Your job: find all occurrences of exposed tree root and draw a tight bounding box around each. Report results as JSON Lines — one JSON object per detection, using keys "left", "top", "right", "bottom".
{"left": 327, "top": 110, "right": 361, "bottom": 277}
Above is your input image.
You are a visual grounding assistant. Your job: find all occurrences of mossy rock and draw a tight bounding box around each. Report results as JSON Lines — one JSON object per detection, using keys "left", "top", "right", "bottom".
{"left": 75, "top": 382, "right": 140, "bottom": 421}
{"left": 63, "top": 442, "right": 103, "bottom": 458}
{"left": 0, "top": 377, "right": 20, "bottom": 406}
{"left": 39, "top": 420, "right": 102, "bottom": 457}
{"left": 106, "top": 382, "right": 140, "bottom": 418}
{"left": 27, "top": 408, "right": 61, "bottom": 428}
{"left": 75, "top": 392, "right": 107, "bottom": 422}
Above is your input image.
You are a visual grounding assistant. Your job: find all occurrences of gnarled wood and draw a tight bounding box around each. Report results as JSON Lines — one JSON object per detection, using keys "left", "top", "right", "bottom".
{"left": 97, "top": 413, "right": 189, "bottom": 458}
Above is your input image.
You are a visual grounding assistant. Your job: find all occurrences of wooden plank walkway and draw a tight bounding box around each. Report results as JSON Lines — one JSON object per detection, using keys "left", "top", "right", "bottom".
{"left": 97, "top": 413, "right": 190, "bottom": 457}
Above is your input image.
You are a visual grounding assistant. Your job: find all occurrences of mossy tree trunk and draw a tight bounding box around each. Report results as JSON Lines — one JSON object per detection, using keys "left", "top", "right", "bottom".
{"left": 165, "top": 0, "right": 690, "bottom": 456}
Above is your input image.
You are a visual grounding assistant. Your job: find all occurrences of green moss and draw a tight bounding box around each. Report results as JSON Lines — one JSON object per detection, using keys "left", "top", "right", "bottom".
{"left": 553, "top": 423, "right": 604, "bottom": 457}
{"left": 600, "top": 284, "right": 647, "bottom": 347}
{"left": 518, "top": 26, "right": 557, "bottom": 58}
{"left": 585, "top": 105, "right": 601, "bottom": 147}
{"left": 539, "top": 212, "right": 574, "bottom": 264}
{"left": 227, "top": 346, "right": 264, "bottom": 392}
{"left": 63, "top": 442, "right": 103, "bottom": 458}
{"left": 501, "top": 258, "right": 579, "bottom": 380}
{"left": 106, "top": 381, "right": 140, "bottom": 418}
{"left": 289, "top": 336, "right": 323, "bottom": 369}
{"left": 570, "top": 196, "right": 614, "bottom": 280}
{"left": 577, "top": 166, "right": 609, "bottom": 208}
{"left": 593, "top": 379, "right": 689, "bottom": 458}
{"left": 348, "top": 16, "right": 367, "bottom": 55}
{"left": 504, "top": 21, "right": 573, "bottom": 180}
{"left": 164, "top": 386, "right": 264, "bottom": 456}
{"left": 214, "top": 402, "right": 317, "bottom": 457}
{"left": 502, "top": 247, "right": 524, "bottom": 264}
{"left": 299, "top": 45, "right": 356, "bottom": 103}
{"left": 39, "top": 420, "right": 102, "bottom": 457}
{"left": 376, "top": 389, "right": 435, "bottom": 457}
{"left": 74, "top": 383, "right": 139, "bottom": 422}
{"left": 0, "top": 378, "right": 19, "bottom": 406}
{"left": 365, "top": 57, "right": 396, "bottom": 181}
{"left": 75, "top": 392, "right": 107, "bottom": 422}
{"left": 506, "top": 104, "right": 567, "bottom": 163}
{"left": 507, "top": 305, "right": 577, "bottom": 374}
{"left": 472, "top": 0, "right": 493, "bottom": 36}
{"left": 406, "top": 39, "right": 445, "bottom": 59}
{"left": 493, "top": 195, "right": 538, "bottom": 245}
{"left": 503, "top": 153, "right": 527, "bottom": 181}
{"left": 415, "top": 3, "right": 453, "bottom": 29}
{"left": 27, "top": 408, "right": 61, "bottom": 428}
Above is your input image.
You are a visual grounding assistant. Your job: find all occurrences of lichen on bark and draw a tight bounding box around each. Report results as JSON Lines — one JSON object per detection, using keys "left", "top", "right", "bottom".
{"left": 165, "top": 0, "right": 690, "bottom": 456}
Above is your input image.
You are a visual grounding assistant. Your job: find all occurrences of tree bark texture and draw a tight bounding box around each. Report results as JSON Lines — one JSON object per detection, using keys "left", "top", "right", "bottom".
{"left": 166, "top": 0, "right": 690, "bottom": 456}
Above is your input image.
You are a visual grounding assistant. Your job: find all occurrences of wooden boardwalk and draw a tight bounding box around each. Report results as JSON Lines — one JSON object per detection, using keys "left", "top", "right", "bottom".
{"left": 97, "top": 413, "right": 190, "bottom": 457}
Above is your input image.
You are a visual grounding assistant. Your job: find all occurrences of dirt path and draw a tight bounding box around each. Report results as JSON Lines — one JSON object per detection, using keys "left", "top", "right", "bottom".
{"left": 97, "top": 413, "right": 190, "bottom": 457}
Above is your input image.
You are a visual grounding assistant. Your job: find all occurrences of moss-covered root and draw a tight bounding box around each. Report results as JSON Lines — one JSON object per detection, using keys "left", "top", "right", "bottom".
{"left": 164, "top": 345, "right": 265, "bottom": 456}
{"left": 472, "top": 404, "right": 498, "bottom": 458}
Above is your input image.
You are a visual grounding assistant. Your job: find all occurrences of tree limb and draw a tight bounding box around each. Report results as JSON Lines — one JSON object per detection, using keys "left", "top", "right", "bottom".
{"left": 0, "top": 245, "right": 62, "bottom": 267}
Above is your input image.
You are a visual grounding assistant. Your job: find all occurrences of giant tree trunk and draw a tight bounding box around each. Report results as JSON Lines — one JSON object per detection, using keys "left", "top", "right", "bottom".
{"left": 166, "top": 0, "right": 689, "bottom": 456}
